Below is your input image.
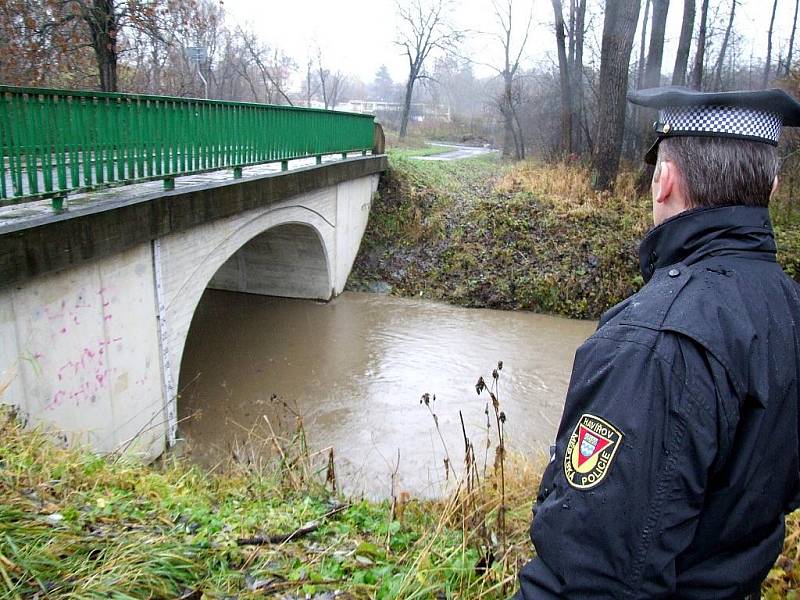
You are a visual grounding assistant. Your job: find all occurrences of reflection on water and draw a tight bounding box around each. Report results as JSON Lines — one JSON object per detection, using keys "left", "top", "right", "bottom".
{"left": 178, "top": 290, "right": 596, "bottom": 498}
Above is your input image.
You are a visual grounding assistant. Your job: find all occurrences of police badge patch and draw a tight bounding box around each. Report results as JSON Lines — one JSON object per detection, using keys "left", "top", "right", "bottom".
{"left": 563, "top": 414, "right": 623, "bottom": 490}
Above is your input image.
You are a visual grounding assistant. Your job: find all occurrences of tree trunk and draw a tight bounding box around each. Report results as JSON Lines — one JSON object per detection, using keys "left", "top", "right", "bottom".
{"left": 513, "top": 106, "right": 526, "bottom": 159}
{"left": 644, "top": 0, "right": 669, "bottom": 88}
{"left": 786, "top": 0, "right": 799, "bottom": 76}
{"left": 552, "top": 0, "right": 573, "bottom": 154}
{"left": 319, "top": 66, "right": 329, "bottom": 109}
{"left": 592, "top": 0, "right": 642, "bottom": 191}
{"left": 502, "top": 71, "right": 521, "bottom": 159}
{"left": 672, "top": 0, "right": 695, "bottom": 85}
{"left": 631, "top": 0, "right": 651, "bottom": 158}
{"left": 399, "top": 76, "right": 414, "bottom": 139}
{"left": 637, "top": 0, "right": 668, "bottom": 162}
{"left": 713, "top": 0, "right": 736, "bottom": 89}
{"left": 306, "top": 60, "right": 313, "bottom": 107}
{"left": 637, "top": 0, "right": 652, "bottom": 89}
{"left": 764, "top": 0, "right": 778, "bottom": 88}
{"left": 572, "top": 0, "right": 587, "bottom": 154}
{"left": 689, "top": 0, "right": 709, "bottom": 89}
{"left": 83, "top": 0, "right": 119, "bottom": 92}
{"left": 501, "top": 104, "right": 516, "bottom": 158}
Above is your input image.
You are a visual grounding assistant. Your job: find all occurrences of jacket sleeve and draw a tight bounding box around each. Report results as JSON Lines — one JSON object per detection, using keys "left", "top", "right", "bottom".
{"left": 514, "top": 326, "right": 722, "bottom": 599}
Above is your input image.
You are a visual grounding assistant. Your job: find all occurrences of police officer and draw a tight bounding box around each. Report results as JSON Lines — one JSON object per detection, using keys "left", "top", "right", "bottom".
{"left": 513, "top": 87, "right": 800, "bottom": 599}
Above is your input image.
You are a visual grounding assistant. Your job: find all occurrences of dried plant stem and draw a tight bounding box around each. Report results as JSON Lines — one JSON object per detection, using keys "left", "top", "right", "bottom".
{"left": 262, "top": 414, "right": 300, "bottom": 489}
{"left": 420, "top": 393, "right": 452, "bottom": 480}
{"left": 387, "top": 449, "right": 401, "bottom": 551}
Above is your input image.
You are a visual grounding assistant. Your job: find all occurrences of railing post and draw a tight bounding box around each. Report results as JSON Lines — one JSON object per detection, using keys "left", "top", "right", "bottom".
{"left": 163, "top": 177, "right": 175, "bottom": 191}
{"left": 316, "top": 155, "right": 322, "bottom": 165}
{"left": 341, "top": 152, "right": 348, "bottom": 159}
{"left": 280, "top": 160, "right": 288, "bottom": 171}
{"left": 233, "top": 166, "right": 243, "bottom": 179}
{"left": 51, "top": 195, "right": 66, "bottom": 212}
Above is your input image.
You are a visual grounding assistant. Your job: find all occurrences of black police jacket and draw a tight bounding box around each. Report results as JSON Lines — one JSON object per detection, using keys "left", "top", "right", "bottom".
{"left": 514, "top": 205, "right": 800, "bottom": 599}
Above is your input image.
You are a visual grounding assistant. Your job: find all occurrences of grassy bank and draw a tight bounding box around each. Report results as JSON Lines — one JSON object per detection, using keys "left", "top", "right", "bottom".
{"left": 0, "top": 393, "right": 540, "bottom": 599}
{"left": 2, "top": 410, "right": 799, "bottom": 598}
{"left": 349, "top": 153, "right": 800, "bottom": 319}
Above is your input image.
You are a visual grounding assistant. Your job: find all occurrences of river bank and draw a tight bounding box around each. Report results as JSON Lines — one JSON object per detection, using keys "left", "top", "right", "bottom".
{"left": 2, "top": 404, "right": 799, "bottom": 598}
{"left": 347, "top": 151, "right": 800, "bottom": 319}
{"left": 0, "top": 406, "right": 538, "bottom": 599}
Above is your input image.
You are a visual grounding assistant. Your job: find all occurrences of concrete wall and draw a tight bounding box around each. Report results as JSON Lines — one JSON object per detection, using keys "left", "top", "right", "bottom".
{"left": 0, "top": 244, "right": 165, "bottom": 459}
{"left": 0, "top": 171, "right": 379, "bottom": 460}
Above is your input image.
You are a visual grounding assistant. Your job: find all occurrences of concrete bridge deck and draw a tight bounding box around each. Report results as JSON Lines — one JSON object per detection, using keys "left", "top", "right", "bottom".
{"left": 0, "top": 152, "right": 374, "bottom": 236}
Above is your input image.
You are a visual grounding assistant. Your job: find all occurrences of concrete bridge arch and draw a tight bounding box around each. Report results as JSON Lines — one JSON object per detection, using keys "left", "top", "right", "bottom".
{"left": 157, "top": 176, "right": 377, "bottom": 445}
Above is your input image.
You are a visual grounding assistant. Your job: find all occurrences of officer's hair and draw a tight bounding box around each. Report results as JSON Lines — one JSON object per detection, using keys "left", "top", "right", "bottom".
{"left": 657, "top": 137, "right": 780, "bottom": 208}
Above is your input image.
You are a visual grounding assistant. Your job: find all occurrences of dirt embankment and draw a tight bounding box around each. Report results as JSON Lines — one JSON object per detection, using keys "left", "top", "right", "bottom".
{"left": 349, "top": 154, "right": 800, "bottom": 320}
{"left": 348, "top": 155, "right": 650, "bottom": 319}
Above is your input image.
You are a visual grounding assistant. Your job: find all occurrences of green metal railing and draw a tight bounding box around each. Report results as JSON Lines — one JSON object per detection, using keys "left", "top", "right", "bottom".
{"left": 0, "top": 85, "right": 376, "bottom": 206}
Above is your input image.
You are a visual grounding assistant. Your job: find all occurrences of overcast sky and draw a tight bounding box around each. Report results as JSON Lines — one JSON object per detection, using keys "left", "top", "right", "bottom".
{"left": 221, "top": 0, "right": 799, "bottom": 86}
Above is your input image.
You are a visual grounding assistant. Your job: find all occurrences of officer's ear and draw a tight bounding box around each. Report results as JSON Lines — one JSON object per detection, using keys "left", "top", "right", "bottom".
{"left": 653, "top": 161, "right": 675, "bottom": 205}
{"left": 771, "top": 176, "right": 779, "bottom": 199}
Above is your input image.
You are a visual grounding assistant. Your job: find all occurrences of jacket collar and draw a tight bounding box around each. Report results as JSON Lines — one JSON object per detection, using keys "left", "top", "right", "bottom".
{"left": 638, "top": 205, "right": 776, "bottom": 283}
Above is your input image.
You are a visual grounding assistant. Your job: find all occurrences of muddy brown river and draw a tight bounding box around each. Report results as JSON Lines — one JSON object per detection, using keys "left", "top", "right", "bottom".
{"left": 178, "top": 290, "right": 596, "bottom": 498}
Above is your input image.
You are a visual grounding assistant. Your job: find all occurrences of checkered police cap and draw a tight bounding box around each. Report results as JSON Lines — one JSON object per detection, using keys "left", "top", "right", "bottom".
{"left": 627, "top": 86, "right": 800, "bottom": 164}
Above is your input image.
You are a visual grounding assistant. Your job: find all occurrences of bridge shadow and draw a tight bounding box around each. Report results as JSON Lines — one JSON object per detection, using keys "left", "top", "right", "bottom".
{"left": 207, "top": 223, "right": 332, "bottom": 301}
{"left": 175, "top": 221, "right": 333, "bottom": 461}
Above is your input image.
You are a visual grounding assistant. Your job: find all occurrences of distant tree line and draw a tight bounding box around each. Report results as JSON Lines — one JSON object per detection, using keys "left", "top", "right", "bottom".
{"left": 2, "top": 0, "right": 799, "bottom": 191}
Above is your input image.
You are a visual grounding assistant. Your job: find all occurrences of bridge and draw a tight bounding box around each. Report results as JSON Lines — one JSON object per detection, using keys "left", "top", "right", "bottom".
{"left": 0, "top": 86, "right": 387, "bottom": 460}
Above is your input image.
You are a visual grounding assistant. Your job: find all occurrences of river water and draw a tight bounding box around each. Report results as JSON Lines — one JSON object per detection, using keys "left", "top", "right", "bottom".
{"left": 178, "top": 290, "right": 596, "bottom": 498}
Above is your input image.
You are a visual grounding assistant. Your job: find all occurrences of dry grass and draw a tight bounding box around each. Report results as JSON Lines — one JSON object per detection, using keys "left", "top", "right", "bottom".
{"left": 494, "top": 159, "right": 648, "bottom": 221}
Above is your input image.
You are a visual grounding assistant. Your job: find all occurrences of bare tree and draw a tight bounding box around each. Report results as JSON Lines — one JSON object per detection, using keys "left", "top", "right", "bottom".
{"left": 569, "top": 0, "right": 587, "bottom": 153}
{"left": 76, "top": 0, "right": 119, "bottom": 91}
{"left": 672, "top": 0, "right": 695, "bottom": 85}
{"left": 764, "top": 0, "right": 778, "bottom": 88}
{"left": 489, "top": 0, "right": 533, "bottom": 159}
{"left": 124, "top": 0, "right": 223, "bottom": 97}
{"left": 713, "top": 0, "right": 736, "bottom": 89}
{"left": 632, "top": 0, "right": 668, "bottom": 163}
{"left": 395, "top": 0, "right": 461, "bottom": 139}
{"left": 690, "top": 0, "right": 709, "bottom": 89}
{"left": 0, "top": 0, "right": 198, "bottom": 93}
{"left": 786, "top": 0, "right": 799, "bottom": 76}
{"left": 552, "top": 0, "right": 572, "bottom": 154}
{"left": 643, "top": 0, "right": 670, "bottom": 89}
{"left": 317, "top": 50, "right": 347, "bottom": 109}
{"left": 237, "top": 27, "right": 295, "bottom": 105}
{"left": 636, "top": 0, "right": 652, "bottom": 89}
{"left": 68, "top": 0, "right": 185, "bottom": 92}
{"left": 304, "top": 57, "right": 320, "bottom": 107}
{"left": 591, "top": 0, "right": 641, "bottom": 190}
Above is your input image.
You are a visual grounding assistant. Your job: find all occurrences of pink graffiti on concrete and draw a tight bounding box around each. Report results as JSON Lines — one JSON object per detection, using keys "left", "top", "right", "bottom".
{"left": 42, "top": 288, "right": 116, "bottom": 338}
{"left": 47, "top": 336, "right": 122, "bottom": 410}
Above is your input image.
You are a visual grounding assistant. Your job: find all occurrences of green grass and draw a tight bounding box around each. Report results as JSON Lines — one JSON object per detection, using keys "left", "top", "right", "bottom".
{"left": 0, "top": 404, "right": 539, "bottom": 599}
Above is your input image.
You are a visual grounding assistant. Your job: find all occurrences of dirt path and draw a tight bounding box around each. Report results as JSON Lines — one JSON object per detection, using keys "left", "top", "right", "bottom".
{"left": 412, "top": 142, "right": 499, "bottom": 161}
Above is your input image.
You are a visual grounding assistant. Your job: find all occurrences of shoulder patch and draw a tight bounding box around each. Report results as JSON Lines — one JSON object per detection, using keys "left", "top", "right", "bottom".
{"left": 563, "top": 414, "right": 623, "bottom": 490}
